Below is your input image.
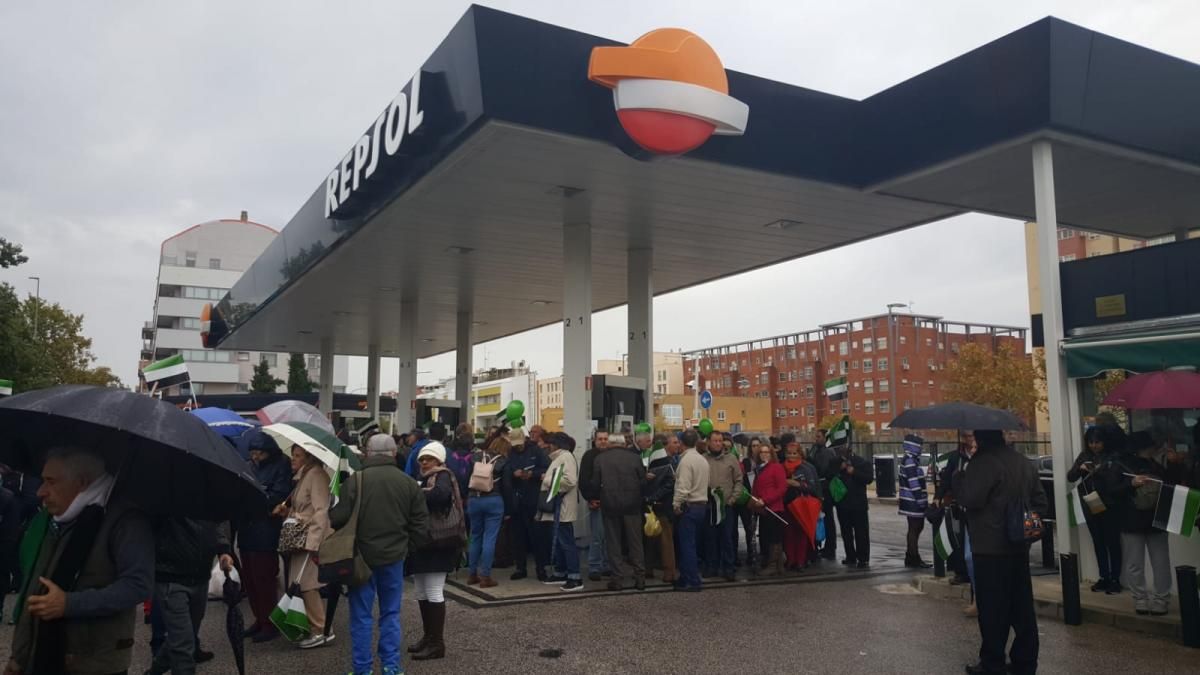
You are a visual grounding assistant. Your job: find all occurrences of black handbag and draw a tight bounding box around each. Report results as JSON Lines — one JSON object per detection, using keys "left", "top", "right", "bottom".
{"left": 538, "top": 490, "right": 560, "bottom": 514}
{"left": 425, "top": 470, "right": 466, "bottom": 550}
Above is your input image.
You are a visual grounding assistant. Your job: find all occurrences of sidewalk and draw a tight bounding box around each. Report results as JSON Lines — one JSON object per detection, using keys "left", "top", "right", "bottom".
{"left": 914, "top": 573, "right": 1184, "bottom": 640}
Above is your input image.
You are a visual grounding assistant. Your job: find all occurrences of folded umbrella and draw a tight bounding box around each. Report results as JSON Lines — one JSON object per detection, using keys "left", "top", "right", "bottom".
{"left": 1102, "top": 370, "right": 1200, "bottom": 409}
{"left": 786, "top": 494, "right": 823, "bottom": 544}
{"left": 222, "top": 569, "right": 246, "bottom": 675}
{"left": 270, "top": 556, "right": 312, "bottom": 642}
{"left": 0, "top": 386, "right": 266, "bottom": 520}
{"left": 889, "top": 401, "right": 1025, "bottom": 431}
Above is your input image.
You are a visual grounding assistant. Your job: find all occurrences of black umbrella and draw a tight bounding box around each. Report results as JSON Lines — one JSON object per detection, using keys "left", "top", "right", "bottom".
{"left": 889, "top": 401, "right": 1026, "bottom": 431}
{"left": 0, "top": 386, "right": 266, "bottom": 520}
{"left": 222, "top": 570, "right": 246, "bottom": 675}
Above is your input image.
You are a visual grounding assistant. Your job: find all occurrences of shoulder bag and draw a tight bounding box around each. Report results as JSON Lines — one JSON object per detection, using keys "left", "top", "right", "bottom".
{"left": 317, "top": 471, "right": 371, "bottom": 587}
{"left": 277, "top": 472, "right": 309, "bottom": 554}
{"left": 426, "top": 469, "right": 467, "bottom": 550}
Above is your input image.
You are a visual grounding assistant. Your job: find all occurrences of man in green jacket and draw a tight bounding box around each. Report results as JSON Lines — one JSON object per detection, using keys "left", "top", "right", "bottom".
{"left": 330, "top": 434, "right": 430, "bottom": 675}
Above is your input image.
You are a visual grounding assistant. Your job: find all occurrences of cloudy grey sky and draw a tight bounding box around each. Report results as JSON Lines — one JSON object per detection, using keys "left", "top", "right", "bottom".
{"left": 2, "top": 0, "right": 1197, "bottom": 391}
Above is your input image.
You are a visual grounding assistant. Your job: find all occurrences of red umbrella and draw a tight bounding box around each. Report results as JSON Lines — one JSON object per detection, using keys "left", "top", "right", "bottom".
{"left": 1102, "top": 370, "right": 1200, "bottom": 409}
{"left": 786, "top": 495, "right": 823, "bottom": 544}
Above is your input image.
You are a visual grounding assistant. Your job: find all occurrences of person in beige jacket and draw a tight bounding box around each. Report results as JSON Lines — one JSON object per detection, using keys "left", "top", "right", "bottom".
{"left": 537, "top": 433, "right": 583, "bottom": 591}
{"left": 705, "top": 431, "right": 743, "bottom": 581}
{"left": 272, "top": 445, "right": 333, "bottom": 649}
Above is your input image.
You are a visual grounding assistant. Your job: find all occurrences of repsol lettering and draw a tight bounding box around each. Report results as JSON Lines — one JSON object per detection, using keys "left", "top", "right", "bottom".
{"left": 324, "top": 71, "right": 425, "bottom": 218}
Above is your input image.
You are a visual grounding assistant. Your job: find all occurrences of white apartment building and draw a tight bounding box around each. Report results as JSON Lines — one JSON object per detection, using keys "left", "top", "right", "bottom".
{"left": 140, "top": 214, "right": 348, "bottom": 395}
{"left": 537, "top": 375, "right": 563, "bottom": 412}
{"left": 420, "top": 363, "right": 538, "bottom": 431}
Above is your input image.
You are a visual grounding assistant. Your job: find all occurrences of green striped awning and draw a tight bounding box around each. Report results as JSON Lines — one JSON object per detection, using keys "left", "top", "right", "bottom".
{"left": 1063, "top": 328, "right": 1200, "bottom": 378}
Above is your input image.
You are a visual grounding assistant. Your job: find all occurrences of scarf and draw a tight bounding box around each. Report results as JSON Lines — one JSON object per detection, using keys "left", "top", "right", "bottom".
{"left": 783, "top": 459, "right": 803, "bottom": 478}
{"left": 54, "top": 473, "right": 116, "bottom": 524}
{"left": 33, "top": 503, "right": 107, "bottom": 673}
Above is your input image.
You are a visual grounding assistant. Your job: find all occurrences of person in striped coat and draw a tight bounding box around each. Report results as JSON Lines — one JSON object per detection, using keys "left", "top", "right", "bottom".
{"left": 898, "top": 434, "right": 932, "bottom": 569}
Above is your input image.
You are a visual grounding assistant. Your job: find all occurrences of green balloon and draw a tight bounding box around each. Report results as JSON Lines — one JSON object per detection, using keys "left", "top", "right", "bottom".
{"left": 635, "top": 422, "right": 652, "bottom": 434}
{"left": 698, "top": 418, "right": 714, "bottom": 437}
{"left": 509, "top": 415, "right": 525, "bottom": 429}
{"left": 505, "top": 400, "right": 525, "bottom": 422}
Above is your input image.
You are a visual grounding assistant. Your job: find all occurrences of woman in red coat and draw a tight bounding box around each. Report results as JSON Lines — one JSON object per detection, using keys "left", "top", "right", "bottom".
{"left": 750, "top": 438, "right": 787, "bottom": 577}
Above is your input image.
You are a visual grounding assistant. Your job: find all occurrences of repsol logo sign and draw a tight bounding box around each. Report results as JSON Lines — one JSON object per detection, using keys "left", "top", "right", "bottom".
{"left": 324, "top": 71, "right": 425, "bottom": 219}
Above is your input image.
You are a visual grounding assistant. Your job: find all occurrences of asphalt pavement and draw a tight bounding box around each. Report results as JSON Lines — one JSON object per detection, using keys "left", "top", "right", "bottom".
{"left": 2, "top": 508, "right": 1194, "bottom": 674}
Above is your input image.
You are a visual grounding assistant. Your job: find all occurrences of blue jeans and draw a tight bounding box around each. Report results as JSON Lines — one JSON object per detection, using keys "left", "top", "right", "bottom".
{"left": 467, "top": 494, "right": 505, "bottom": 576}
{"left": 677, "top": 504, "right": 707, "bottom": 588}
{"left": 704, "top": 507, "right": 736, "bottom": 576}
{"left": 349, "top": 558, "right": 405, "bottom": 674}
{"left": 587, "top": 507, "right": 608, "bottom": 574}
{"left": 552, "top": 520, "right": 581, "bottom": 580}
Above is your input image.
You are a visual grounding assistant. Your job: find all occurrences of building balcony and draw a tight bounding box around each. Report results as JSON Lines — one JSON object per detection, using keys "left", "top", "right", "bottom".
{"left": 153, "top": 328, "right": 203, "bottom": 350}
{"left": 156, "top": 296, "right": 208, "bottom": 321}
{"left": 141, "top": 322, "right": 154, "bottom": 340}
{"left": 187, "top": 361, "right": 241, "bottom": 384}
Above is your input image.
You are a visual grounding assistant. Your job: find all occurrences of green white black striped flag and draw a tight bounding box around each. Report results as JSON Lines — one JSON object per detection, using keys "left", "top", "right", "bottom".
{"left": 934, "top": 523, "right": 954, "bottom": 560}
{"left": 141, "top": 354, "right": 190, "bottom": 389}
{"left": 824, "top": 376, "right": 848, "bottom": 402}
{"left": 826, "top": 414, "right": 851, "bottom": 448}
{"left": 546, "top": 465, "right": 564, "bottom": 503}
{"left": 0, "top": 379, "right": 12, "bottom": 397}
{"left": 1153, "top": 482, "right": 1200, "bottom": 537}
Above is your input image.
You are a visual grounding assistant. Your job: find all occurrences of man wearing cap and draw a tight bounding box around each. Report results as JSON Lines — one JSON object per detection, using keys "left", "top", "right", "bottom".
{"left": 330, "top": 434, "right": 430, "bottom": 675}
{"left": 504, "top": 425, "right": 550, "bottom": 581}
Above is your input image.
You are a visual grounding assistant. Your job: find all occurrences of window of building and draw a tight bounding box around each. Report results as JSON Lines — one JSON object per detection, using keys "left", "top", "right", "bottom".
{"left": 841, "top": 400, "right": 850, "bottom": 413}
{"left": 723, "top": 375, "right": 731, "bottom": 389}
{"left": 789, "top": 390, "right": 798, "bottom": 399}
{"left": 307, "top": 355, "right": 320, "bottom": 370}
{"left": 827, "top": 364, "right": 835, "bottom": 375}
{"left": 237, "top": 352, "right": 250, "bottom": 362}
{"left": 236, "top": 383, "right": 250, "bottom": 393}
{"left": 899, "top": 335, "right": 907, "bottom": 345}
{"left": 879, "top": 399, "right": 891, "bottom": 414}
{"left": 179, "top": 349, "right": 232, "bottom": 362}
{"left": 929, "top": 380, "right": 935, "bottom": 387}
{"left": 787, "top": 348, "right": 797, "bottom": 360}
{"left": 804, "top": 366, "right": 813, "bottom": 379}
{"left": 863, "top": 359, "right": 873, "bottom": 373}
{"left": 663, "top": 404, "right": 683, "bottom": 426}
{"left": 951, "top": 343, "right": 960, "bottom": 355}
{"left": 851, "top": 360, "right": 859, "bottom": 369}
{"left": 877, "top": 358, "right": 889, "bottom": 371}
{"left": 904, "top": 400, "right": 912, "bottom": 410}
{"left": 810, "top": 350, "right": 818, "bottom": 359}
{"left": 179, "top": 317, "right": 202, "bottom": 330}
{"left": 879, "top": 379, "right": 890, "bottom": 392}
{"left": 805, "top": 404, "right": 815, "bottom": 417}
{"left": 1057, "top": 228, "right": 1075, "bottom": 240}
{"left": 260, "top": 353, "right": 278, "bottom": 367}
{"left": 864, "top": 380, "right": 874, "bottom": 394}
{"left": 829, "top": 344, "right": 836, "bottom": 353}
{"left": 877, "top": 337, "right": 888, "bottom": 350}
{"left": 900, "top": 356, "right": 909, "bottom": 368}
{"left": 185, "top": 251, "right": 197, "bottom": 268}
{"left": 865, "top": 399, "right": 875, "bottom": 411}
{"left": 1059, "top": 254, "right": 1076, "bottom": 262}
{"left": 927, "top": 358, "right": 936, "bottom": 369}
{"left": 862, "top": 338, "right": 873, "bottom": 353}
{"left": 854, "top": 402, "right": 861, "bottom": 411}
{"left": 839, "top": 341, "right": 848, "bottom": 356}
{"left": 208, "top": 258, "right": 221, "bottom": 270}
{"left": 161, "top": 255, "right": 178, "bottom": 265}
{"left": 839, "top": 361, "right": 848, "bottom": 375}
{"left": 181, "top": 286, "right": 227, "bottom": 300}
{"left": 925, "top": 337, "right": 932, "bottom": 346}
{"left": 717, "top": 409, "right": 726, "bottom": 422}
{"left": 790, "top": 409, "right": 799, "bottom": 417}
{"left": 778, "top": 372, "right": 786, "bottom": 383}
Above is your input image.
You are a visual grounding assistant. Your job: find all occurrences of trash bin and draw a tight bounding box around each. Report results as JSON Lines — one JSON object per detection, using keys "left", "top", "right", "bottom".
{"left": 874, "top": 456, "right": 896, "bottom": 498}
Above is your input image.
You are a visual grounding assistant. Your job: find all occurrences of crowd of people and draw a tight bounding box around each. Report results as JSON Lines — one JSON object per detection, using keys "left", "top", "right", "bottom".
{"left": 5, "top": 404, "right": 1194, "bottom": 675}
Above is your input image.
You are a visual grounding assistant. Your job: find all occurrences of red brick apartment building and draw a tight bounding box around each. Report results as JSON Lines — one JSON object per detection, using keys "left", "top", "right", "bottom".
{"left": 684, "top": 313, "right": 1027, "bottom": 435}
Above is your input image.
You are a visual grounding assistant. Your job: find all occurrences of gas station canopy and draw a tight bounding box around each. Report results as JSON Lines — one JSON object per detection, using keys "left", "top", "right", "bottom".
{"left": 209, "top": 6, "right": 1200, "bottom": 358}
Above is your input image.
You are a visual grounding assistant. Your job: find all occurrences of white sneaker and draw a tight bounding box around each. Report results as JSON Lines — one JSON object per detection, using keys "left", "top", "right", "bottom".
{"left": 299, "top": 633, "right": 334, "bottom": 649}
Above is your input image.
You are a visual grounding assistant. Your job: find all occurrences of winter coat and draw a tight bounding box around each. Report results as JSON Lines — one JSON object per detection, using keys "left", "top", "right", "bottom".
{"left": 953, "top": 445, "right": 1048, "bottom": 556}
{"left": 504, "top": 441, "right": 550, "bottom": 511}
{"left": 592, "top": 445, "right": 648, "bottom": 516}
{"left": 537, "top": 448, "right": 580, "bottom": 523}
{"left": 752, "top": 461, "right": 787, "bottom": 512}
{"left": 237, "top": 453, "right": 292, "bottom": 552}
{"left": 579, "top": 447, "right": 605, "bottom": 502}
{"left": 153, "top": 518, "right": 231, "bottom": 586}
{"left": 789, "top": 460, "right": 822, "bottom": 501}
{"left": 645, "top": 448, "right": 675, "bottom": 509}
{"left": 898, "top": 449, "right": 928, "bottom": 518}
{"left": 288, "top": 462, "right": 332, "bottom": 552}
{"left": 406, "top": 469, "right": 461, "bottom": 575}
{"left": 1096, "top": 454, "right": 1167, "bottom": 533}
{"left": 834, "top": 454, "right": 874, "bottom": 513}
{"left": 329, "top": 455, "right": 430, "bottom": 567}
{"left": 706, "top": 450, "right": 744, "bottom": 507}
{"left": 809, "top": 444, "right": 839, "bottom": 481}
{"left": 935, "top": 450, "right": 970, "bottom": 502}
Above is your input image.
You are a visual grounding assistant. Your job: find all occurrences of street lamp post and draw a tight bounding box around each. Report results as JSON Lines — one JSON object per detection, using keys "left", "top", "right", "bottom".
{"left": 886, "top": 302, "right": 906, "bottom": 429}
{"left": 28, "top": 276, "right": 40, "bottom": 336}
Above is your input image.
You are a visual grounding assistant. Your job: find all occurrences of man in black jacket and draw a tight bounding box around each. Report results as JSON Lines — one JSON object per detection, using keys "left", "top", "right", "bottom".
{"left": 937, "top": 431, "right": 975, "bottom": 584}
{"left": 645, "top": 433, "right": 677, "bottom": 583}
{"left": 579, "top": 431, "right": 611, "bottom": 580}
{"left": 832, "top": 445, "right": 874, "bottom": 568}
{"left": 953, "top": 430, "right": 1047, "bottom": 675}
{"left": 505, "top": 432, "right": 550, "bottom": 580}
{"left": 808, "top": 429, "right": 839, "bottom": 560}
{"left": 592, "top": 437, "right": 648, "bottom": 591}
{"left": 148, "top": 517, "right": 232, "bottom": 675}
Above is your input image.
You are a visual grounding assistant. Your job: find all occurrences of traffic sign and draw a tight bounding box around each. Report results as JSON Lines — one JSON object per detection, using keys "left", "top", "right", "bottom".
{"left": 700, "top": 390, "right": 712, "bottom": 409}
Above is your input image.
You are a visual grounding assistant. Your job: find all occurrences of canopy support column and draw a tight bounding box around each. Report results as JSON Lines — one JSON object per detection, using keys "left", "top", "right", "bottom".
{"left": 456, "top": 309, "right": 473, "bottom": 429}
{"left": 563, "top": 195, "right": 592, "bottom": 457}
{"left": 396, "top": 302, "right": 417, "bottom": 433}
{"left": 627, "top": 247, "right": 654, "bottom": 427}
{"left": 366, "top": 343, "right": 381, "bottom": 421}
{"left": 1033, "top": 140, "right": 1079, "bottom": 615}
{"left": 318, "top": 337, "right": 334, "bottom": 417}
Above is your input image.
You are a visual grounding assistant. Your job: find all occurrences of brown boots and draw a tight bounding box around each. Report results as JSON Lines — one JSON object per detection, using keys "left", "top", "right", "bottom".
{"left": 411, "top": 601, "right": 446, "bottom": 661}
{"left": 479, "top": 576, "right": 497, "bottom": 588}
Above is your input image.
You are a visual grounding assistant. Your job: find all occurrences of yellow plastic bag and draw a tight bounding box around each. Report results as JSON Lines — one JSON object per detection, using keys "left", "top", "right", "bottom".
{"left": 644, "top": 509, "right": 662, "bottom": 538}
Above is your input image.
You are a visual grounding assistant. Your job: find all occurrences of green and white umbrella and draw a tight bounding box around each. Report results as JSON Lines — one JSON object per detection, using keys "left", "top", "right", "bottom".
{"left": 262, "top": 422, "right": 361, "bottom": 477}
